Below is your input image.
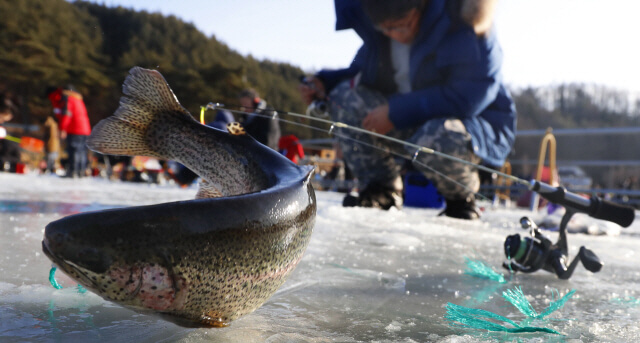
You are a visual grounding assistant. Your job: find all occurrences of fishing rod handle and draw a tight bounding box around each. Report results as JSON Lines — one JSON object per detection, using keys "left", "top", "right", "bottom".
{"left": 531, "top": 181, "right": 636, "bottom": 228}
{"left": 589, "top": 196, "right": 636, "bottom": 228}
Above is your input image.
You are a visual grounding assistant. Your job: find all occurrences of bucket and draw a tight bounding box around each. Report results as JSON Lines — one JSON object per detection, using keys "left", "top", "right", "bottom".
{"left": 404, "top": 172, "right": 444, "bottom": 208}
{"left": 15, "top": 163, "right": 26, "bottom": 174}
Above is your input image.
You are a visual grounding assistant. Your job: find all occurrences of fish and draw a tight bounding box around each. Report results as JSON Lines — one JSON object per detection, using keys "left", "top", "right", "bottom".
{"left": 41, "top": 66, "right": 316, "bottom": 327}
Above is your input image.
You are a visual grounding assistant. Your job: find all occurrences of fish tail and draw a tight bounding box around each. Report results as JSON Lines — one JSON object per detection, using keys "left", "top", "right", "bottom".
{"left": 87, "top": 67, "right": 192, "bottom": 158}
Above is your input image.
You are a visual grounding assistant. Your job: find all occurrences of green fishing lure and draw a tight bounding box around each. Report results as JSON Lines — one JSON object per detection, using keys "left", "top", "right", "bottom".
{"left": 446, "top": 286, "right": 576, "bottom": 335}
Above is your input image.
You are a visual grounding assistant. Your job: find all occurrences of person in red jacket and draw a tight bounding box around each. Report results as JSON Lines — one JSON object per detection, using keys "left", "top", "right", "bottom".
{"left": 278, "top": 134, "right": 305, "bottom": 164}
{"left": 47, "top": 85, "right": 92, "bottom": 178}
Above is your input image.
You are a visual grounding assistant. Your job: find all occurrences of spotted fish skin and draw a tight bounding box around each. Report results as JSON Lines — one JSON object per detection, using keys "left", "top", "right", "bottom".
{"left": 87, "top": 67, "right": 275, "bottom": 197}
{"left": 42, "top": 67, "right": 316, "bottom": 327}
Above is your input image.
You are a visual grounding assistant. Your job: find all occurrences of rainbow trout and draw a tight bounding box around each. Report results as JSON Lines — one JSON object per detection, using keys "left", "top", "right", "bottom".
{"left": 41, "top": 67, "right": 316, "bottom": 327}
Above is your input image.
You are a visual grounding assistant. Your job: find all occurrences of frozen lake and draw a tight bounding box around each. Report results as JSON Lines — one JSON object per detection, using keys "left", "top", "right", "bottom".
{"left": 2, "top": 173, "right": 640, "bottom": 342}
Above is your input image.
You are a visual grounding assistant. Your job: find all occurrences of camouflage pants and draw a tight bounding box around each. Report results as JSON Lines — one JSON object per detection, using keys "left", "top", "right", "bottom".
{"left": 329, "top": 81, "right": 480, "bottom": 200}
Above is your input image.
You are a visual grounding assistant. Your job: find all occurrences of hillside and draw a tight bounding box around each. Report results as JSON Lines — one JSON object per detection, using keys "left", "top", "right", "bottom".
{"left": 0, "top": 0, "right": 309, "bottom": 137}
{"left": 1, "top": 0, "right": 638, "bottom": 144}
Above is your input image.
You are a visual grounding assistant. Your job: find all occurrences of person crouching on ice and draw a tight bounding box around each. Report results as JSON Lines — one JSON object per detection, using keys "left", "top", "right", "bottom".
{"left": 298, "top": 0, "right": 516, "bottom": 219}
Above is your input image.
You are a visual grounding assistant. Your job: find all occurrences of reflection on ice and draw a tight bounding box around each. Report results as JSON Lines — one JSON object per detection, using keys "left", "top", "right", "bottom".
{"left": 0, "top": 200, "right": 118, "bottom": 215}
{"left": 1, "top": 173, "right": 640, "bottom": 342}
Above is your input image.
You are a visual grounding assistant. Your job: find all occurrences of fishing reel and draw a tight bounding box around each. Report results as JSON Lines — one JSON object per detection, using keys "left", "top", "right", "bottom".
{"left": 503, "top": 216, "right": 603, "bottom": 279}
{"left": 306, "top": 99, "right": 329, "bottom": 118}
{"left": 502, "top": 181, "right": 636, "bottom": 280}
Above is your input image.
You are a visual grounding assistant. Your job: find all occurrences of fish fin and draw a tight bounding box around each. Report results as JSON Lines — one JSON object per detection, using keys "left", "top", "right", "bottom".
{"left": 87, "top": 67, "right": 193, "bottom": 157}
{"left": 227, "top": 122, "right": 246, "bottom": 136}
{"left": 196, "top": 179, "right": 224, "bottom": 199}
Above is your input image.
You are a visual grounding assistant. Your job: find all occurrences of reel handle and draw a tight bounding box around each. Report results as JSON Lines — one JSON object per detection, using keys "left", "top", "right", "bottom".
{"left": 531, "top": 181, "right": 636, "bottom": 228}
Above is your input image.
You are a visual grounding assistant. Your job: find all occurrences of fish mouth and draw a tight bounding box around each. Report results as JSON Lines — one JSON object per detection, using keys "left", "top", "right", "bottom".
{"left": 42, "top": 241, "right": 103, "bottom": 291}
{"left": 42, "top": 238, "right": 143, "bottom": 301}
{"left": 42, "top": 220, "right": 115, "bottom": 275}
{"left": 42, "top": 230, "right": 116, "bottom": 285}
{"left": 42, "top": 239, "right": 56, "bottom": 261}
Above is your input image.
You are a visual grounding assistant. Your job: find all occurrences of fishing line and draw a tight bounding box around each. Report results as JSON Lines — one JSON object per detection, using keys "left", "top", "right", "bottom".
{"left": 4, "top": 135, "right": 21, "bottom": 143}
{"left": 199, "top": 102, "right": 635, "bottom": 228}
{"left": 293, "top": 117, "right": 481, "bottom": 199}
{"left": 49, "top": 265, "right": 87, "bottom": 293}
{"left": 210, "top": 105, "right": 494, "bottom": 201}
{"left": 215, "top": 103, "right": 525, "bottom": 185}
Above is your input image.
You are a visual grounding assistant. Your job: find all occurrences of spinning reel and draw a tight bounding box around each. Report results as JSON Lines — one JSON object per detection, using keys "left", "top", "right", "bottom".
{"left": 503, "top": 216, "right": 603, "bottom": 279}
{"left": 503, "top": 182, "right": 635, "bottom": 279}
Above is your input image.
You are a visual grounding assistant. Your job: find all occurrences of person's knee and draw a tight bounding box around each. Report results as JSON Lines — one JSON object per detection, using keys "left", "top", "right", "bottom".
{"left": 413, "top": 118, "right": 474, "bottom": 156}
{"left": 329, "top": 82, "right": 387, "bottom": 123}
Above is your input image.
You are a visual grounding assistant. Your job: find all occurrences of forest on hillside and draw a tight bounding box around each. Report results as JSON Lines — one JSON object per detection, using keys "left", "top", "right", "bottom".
{"left": 0, "top": 0, "right": 311, "bottom": 137}
{"left": 1, "top": 0, "right": 639, "bottom": 142}
{"left": 512, "top": 84, "right": 640, "bottom": 130}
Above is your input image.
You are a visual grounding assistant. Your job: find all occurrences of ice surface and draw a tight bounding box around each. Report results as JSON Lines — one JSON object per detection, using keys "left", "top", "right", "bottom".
{"left": 1, "top": 173, "right": 640, "bottom": 342}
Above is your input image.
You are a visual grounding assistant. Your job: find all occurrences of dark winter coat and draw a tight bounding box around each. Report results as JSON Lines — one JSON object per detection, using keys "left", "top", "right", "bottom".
{"left": 241, "top": 100, "right": 281, "bottom": 151}
{"left": 317, "top": 0, "right": 516, "bottom": 167}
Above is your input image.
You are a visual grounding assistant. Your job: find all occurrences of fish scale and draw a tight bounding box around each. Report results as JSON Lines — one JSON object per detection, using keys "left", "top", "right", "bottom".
{"left": 42, "top": 67, "right": 316, "bottom": 327}
{"left": 146, "top": 114, "right": 267, "bottom": 196}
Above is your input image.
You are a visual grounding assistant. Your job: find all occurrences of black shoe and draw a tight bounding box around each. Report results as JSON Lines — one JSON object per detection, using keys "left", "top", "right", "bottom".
{"left": 342, "top": 178, "right": 403, "bottom": 210}
{"left": 342, "top": 193, "right": 359, "bottom": 207}
{"left": 440, "top": 197, "right": 480, "bottom": 220}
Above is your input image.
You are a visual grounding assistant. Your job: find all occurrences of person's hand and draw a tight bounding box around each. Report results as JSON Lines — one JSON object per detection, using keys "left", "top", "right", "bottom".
{"left": 363, "top": 104, "right": 394, "bottom": 135}
{"left": 298, "top": 76, "right": 325, "bottom": 105}
{"left": 60, "top": 130, "right": 67, "bottom": 140}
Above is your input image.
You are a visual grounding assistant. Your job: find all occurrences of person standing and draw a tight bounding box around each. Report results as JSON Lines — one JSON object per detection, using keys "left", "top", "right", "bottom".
{"left": 238, "top": 89, "right": 281, "bottom": 151}
{"left": 47, "top": 85, "right": 92, "bottom": 178}
{"left": 299, "top": 0, "right": 516, "bottom": 219}
{"left": 0, "top": 97, "right": 21, "bottom": 172}
{"left": 278, "top": 134, "right": 305, "bottom": 164}
{"left": 43, "top": 116, "right": 61, "bottom": 174}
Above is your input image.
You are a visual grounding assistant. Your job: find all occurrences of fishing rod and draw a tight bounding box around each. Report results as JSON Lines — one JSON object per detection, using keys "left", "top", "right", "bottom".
{"left": 0, "top": 127, "right": 44, "bottom": 152}
{"left": 202, "top": 102, "right": 489, "bottom": 202}
{"left": 202, "top": 101, "right": 637, "bottom": 279}
{"left": 200, "top": 102, "right": 636, "bottom": 229}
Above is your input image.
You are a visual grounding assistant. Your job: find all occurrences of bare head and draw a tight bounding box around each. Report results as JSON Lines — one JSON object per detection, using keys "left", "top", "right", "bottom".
{"left": 0, "top": 96, "right": 15, "bottom": 124}
{"left": 238, "top": 88, "right": 260, "bottom": 112}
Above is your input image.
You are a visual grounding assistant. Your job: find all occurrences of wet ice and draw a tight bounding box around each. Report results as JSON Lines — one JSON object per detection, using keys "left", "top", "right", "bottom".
{"left": 1, "top": 173, "right": 640, "bottom": 342}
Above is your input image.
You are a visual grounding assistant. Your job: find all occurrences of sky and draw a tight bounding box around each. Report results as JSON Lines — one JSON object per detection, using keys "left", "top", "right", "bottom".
{"left": 84, "top": 0, "right": 640, "bottom": 94}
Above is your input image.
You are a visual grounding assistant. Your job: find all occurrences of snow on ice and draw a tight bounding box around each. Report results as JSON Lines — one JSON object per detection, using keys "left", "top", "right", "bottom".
{"left": 1, "top": 173, "right": 640, "bottom": 342}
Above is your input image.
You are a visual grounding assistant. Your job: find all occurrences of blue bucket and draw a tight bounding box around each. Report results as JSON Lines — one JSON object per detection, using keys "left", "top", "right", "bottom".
{"left": 404, "top": 172, "right": 444, "bottom": 208}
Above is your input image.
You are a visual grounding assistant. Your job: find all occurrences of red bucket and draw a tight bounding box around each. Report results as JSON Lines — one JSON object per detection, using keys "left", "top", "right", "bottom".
{"left": 15, "top": 163, "right": 26, "bottom": 174}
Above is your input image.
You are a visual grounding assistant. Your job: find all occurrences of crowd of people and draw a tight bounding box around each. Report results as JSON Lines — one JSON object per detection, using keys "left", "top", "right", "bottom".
{"left": 0, "top": 86, "right": 302, "bottom": 186}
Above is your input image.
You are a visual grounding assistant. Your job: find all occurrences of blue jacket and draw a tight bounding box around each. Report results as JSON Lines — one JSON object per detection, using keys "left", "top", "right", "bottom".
{"left": 207, "top": 109, "right": 235, "bottom": 131}
{"left": 317, "top": 0, "right": 516, "bottom": 167}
